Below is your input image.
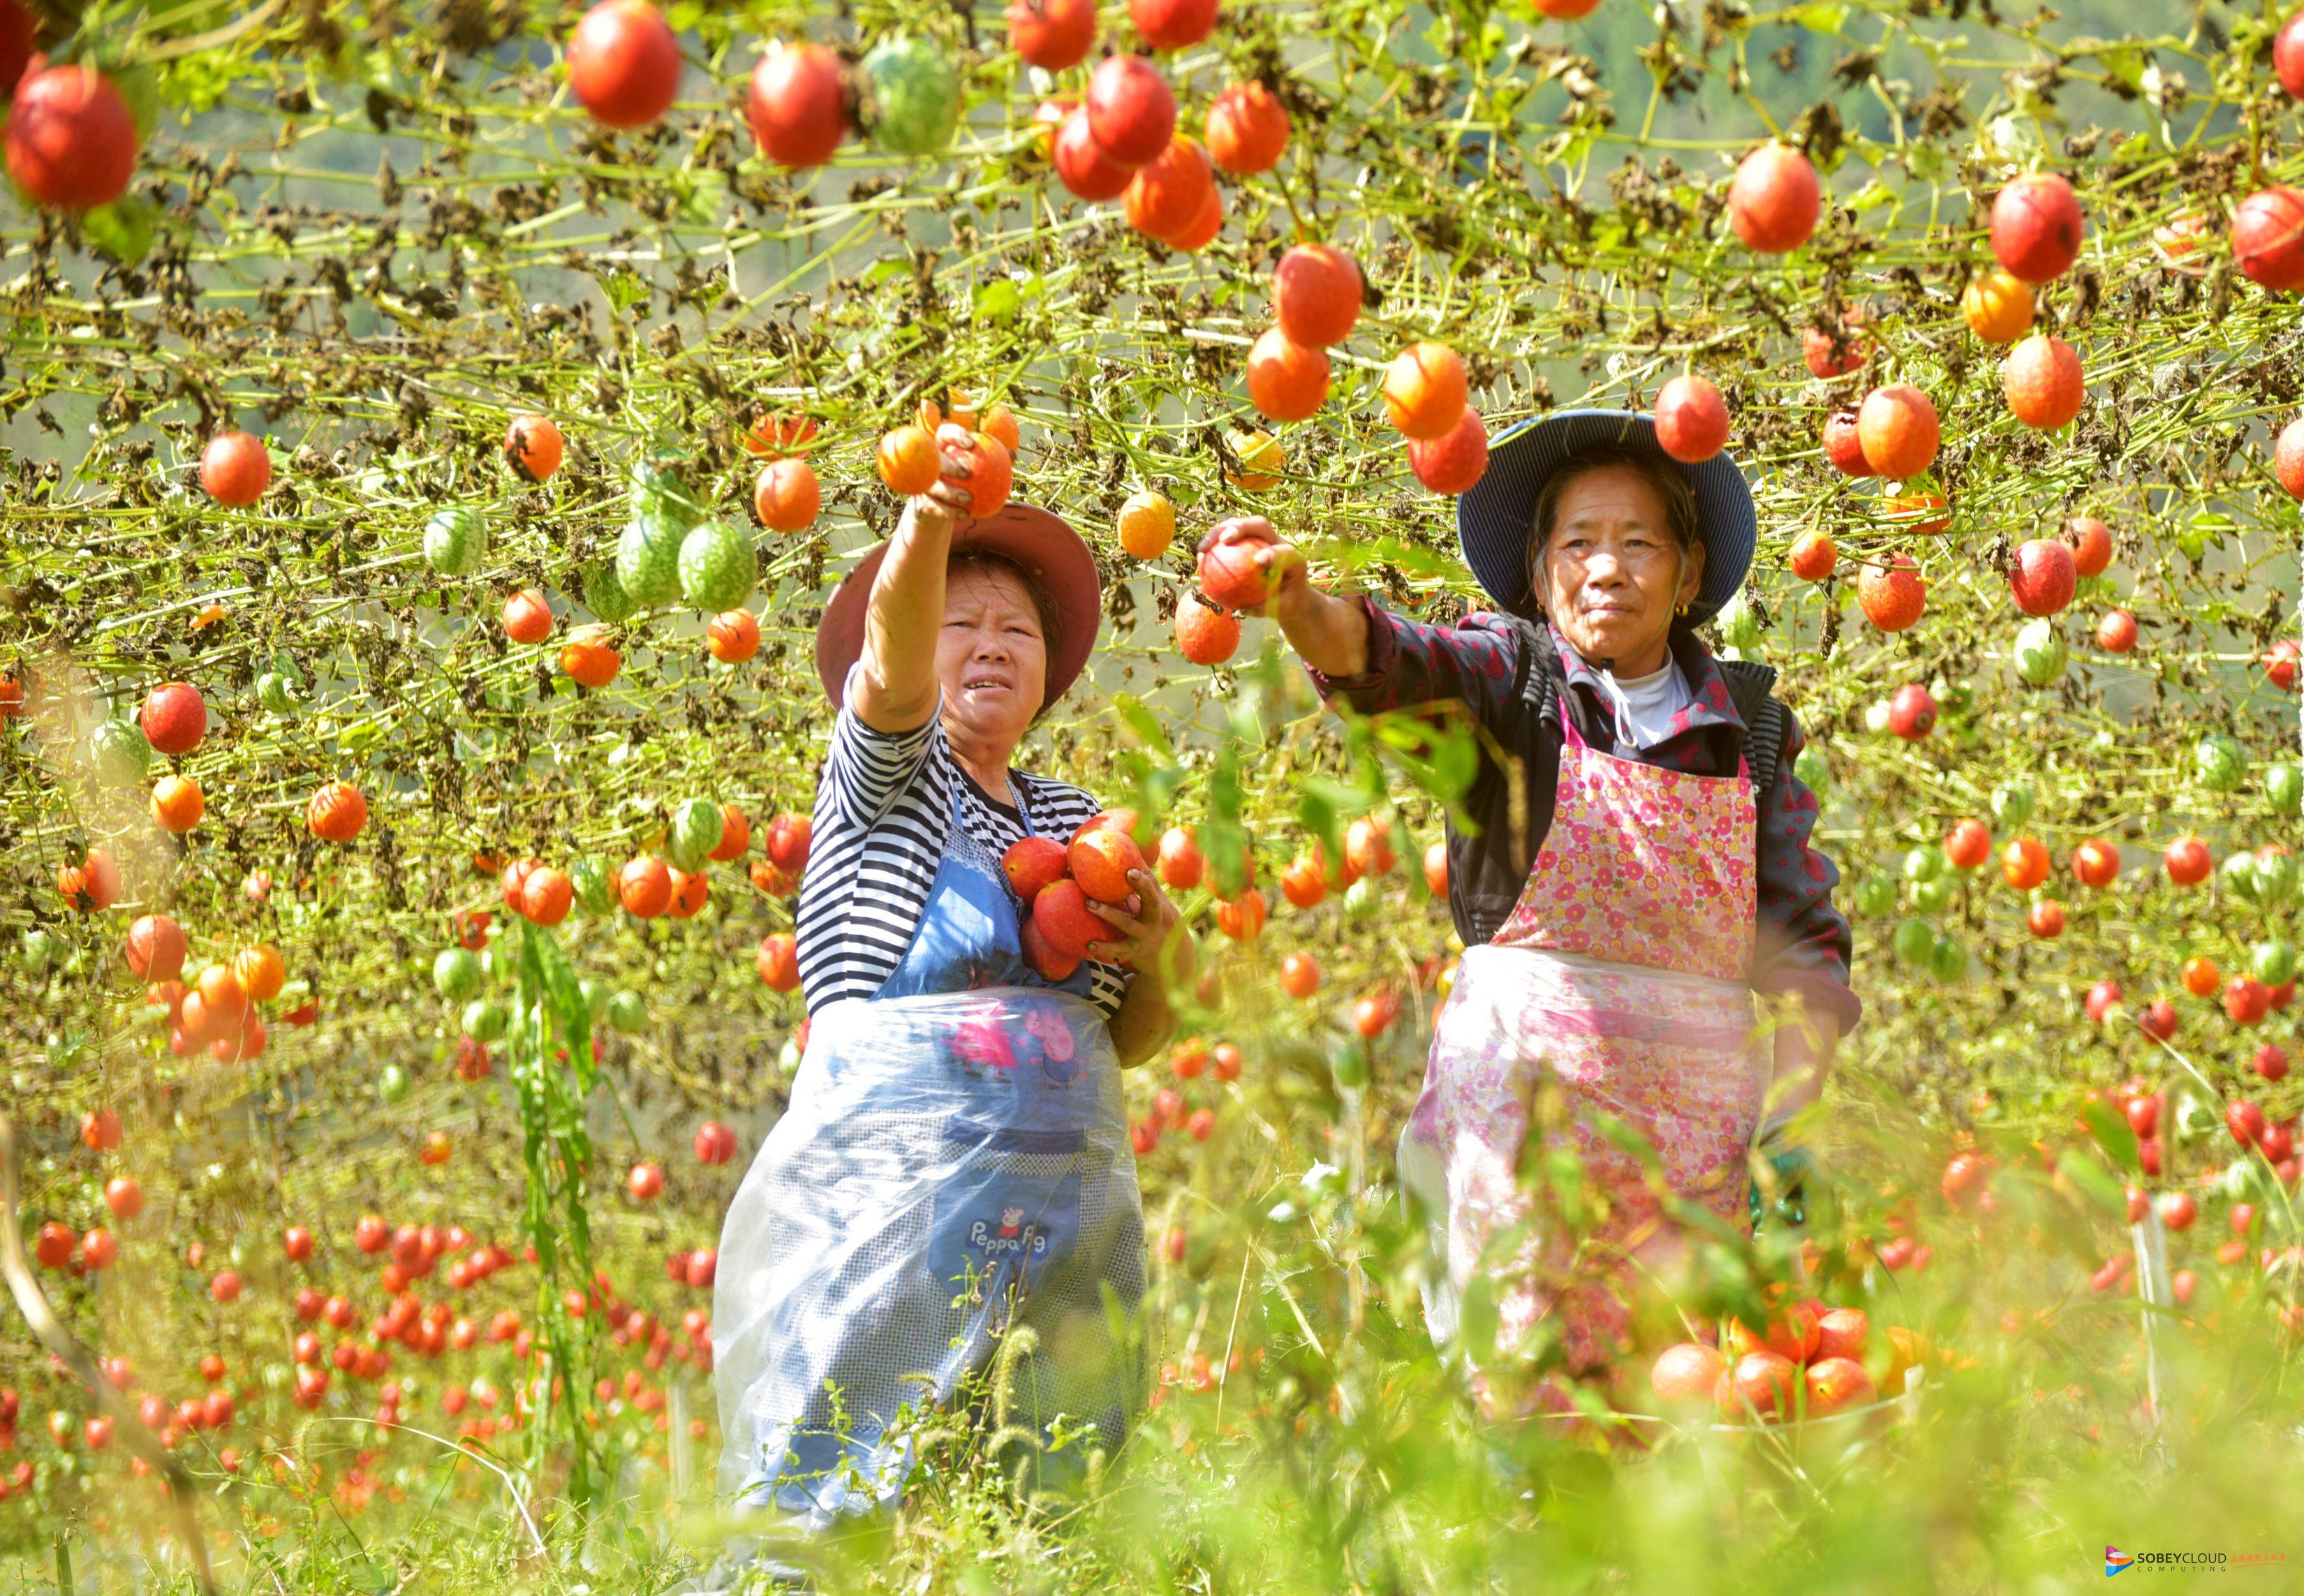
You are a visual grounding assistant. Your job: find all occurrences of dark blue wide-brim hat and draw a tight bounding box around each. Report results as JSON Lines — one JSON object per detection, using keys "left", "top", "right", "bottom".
{"left": 1456, "top": 409, "right": 1757, "bottom": 628}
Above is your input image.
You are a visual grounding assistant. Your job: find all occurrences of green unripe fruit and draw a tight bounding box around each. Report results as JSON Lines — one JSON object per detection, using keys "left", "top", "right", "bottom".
{"left": 616, "top": 512, "right": 686, "bottom": 608}
{"left": 378, "top": 1063, "right": 409, "bottom": 1104}
{"left": 584, "top": 561, "right": 638, "bottom": 624}
{"left": 2267, "top": 762, "right": 2303, "bottom": 818}
{"left": 1903, "top": 845, "right": 1945, "bottom": 884}
{"left": 2252, "top": 939, "right": 2298, "bottom": 987}
{"left": 1854, "top": 876, "right": 1897, "bottom": 917}
{"left": 2221, "top": 851, "right": 2261, "bottom": 903}
{"left": 2013, "top": 618, "right": 2067, "bottom": 686}
{"left": 606, "top": 990, "right": 647, "bottom": 1034}
{"left": 1329, "top": 1042, "right": 1370, "bottom": 1090}
{"left": 424, "top": 506, "right": 486, "bottom": 577}
{"left": 1929, "top": 933, "right": 1968, "bottom": 983}
{"left": 88, "top": 719, "right": 149, "bottom": 788}
{"left": 1990, "top": 782, "right": 2037, "bottom": 828}
{"left": 1892, "top": 919, "right": 1936, "bottom": 966}
{"left": 2254, "top": 849, "right": 2299, "bottom": 906}
{"left": 21, "top": 928, "right": 55, "bottom": 973}
{"left": 578, "top": 977, "right": 610, "bottom": 1023}
{"left": 256, "top": 672, "right": 297, "bottom": 714}
{"left": 1716, "top": 593, "right": 1762, "bottom": 650}
{"left": 432, "top": 948, "right": 482, "bottom": 1003}
{"left": 667, "top": 799, "right": 725, "bottom": 873}
{"left": 2193, "top": 733, "right": 2246, "bottom": 793}
{"left": 677, "top": 521, "right": 758, "bottom": 614}
{"left": 1912, "top": 876, "right": 1958, "bottom": 914}
{"left": 462, "top": 998, "right": 508, "bottom": 1043}
{"left": 862, "top": 37, "right": 963, "bottom": 157}
{"left": 571, "top": 859, "right": 612, "bottom": 917}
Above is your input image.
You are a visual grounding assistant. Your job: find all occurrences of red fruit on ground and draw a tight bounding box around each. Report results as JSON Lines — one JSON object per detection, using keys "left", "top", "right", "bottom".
{"left": 1408, "top": 405, "right": 1490, "bottom": 494}
{"left": 1717, "top": 1350, "right": 1799, "bottom": 1419}
{"left": 1003, "top": 836, "right": 1069, "bottom": 901}
{"left": 1855, "top": 385, "right": 1940, "bottom": 480}
{"left": 566, "top": 0, "right": 681, "bottom": 128}
{"left": 141, "top": 681, "right": 207, "bottom": 755}
{"left": 1648, "top": 1342, "right": 1726, "bottom": 1405}
{"left": 4, "top": 65, "right": 138, "bottom": 211}
{"left": 1727, "top": 143, "right": 1821, "bottom": 253}
{"left": 2060, "top": 515, "right": 2113, "bottom": 577}
{"left": 1069, "top": 826, "right": 1146, "bottom": 904}
{"left": 1007, "top": 0, "right": 1098, "bottom": 72}
{"left": 1176, "top": 591, "right": 1241, "bottom": 665}
{"left": 2095, "top": 608, "right": 2138, "bottom": 652}
{"left": 1206, "top": 82, "right": 1289, "bottom": 174}
{"left": 2232, "top": 187, "right": 2304, "bottom": 290}
{"left": 2002, "top": 334, "right": 2085, "bottom": 429}
{"left": 1653, "top": 375, "right": 1729, "bottom": 463}
{"left": 1991, "top": 172, "right": 2084, "bottom": 283}
{"left": 201, "top": 432, "right": 272, "bottom": 506}
{"left": 1271, "top": 243, "right": 1363, "bottom": 348}
{"left": 1887, "top": 682, "right": 1936, "bottom": 740}
{"left": 2009, "top": 537, "right": 2076, "bottom": 616}
{"left": 1086, "top": 54, "right": 1176, "bottom": 169}
{"left": 1821, "top": 411, "right": 1871, "bottom": 476}
{"left": 1803, "top": 1357, "right": 1877, "bottom": 1417}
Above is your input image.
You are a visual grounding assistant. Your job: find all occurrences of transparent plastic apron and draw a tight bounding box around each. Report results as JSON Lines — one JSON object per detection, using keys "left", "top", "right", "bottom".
{"left": 713, "top": 776, "right": 1146, "bottom": 1525}
{"left": 1399, "top": 711, "right": 1766, "bottom": 1407}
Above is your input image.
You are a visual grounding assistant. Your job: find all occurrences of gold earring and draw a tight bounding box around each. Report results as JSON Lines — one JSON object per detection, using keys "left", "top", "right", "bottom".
{"left": 1676, "top": 598, "right": 1691, "bottom": 616}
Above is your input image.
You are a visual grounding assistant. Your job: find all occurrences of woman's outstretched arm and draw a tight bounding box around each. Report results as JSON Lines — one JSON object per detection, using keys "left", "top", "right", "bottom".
{"left": 849, "top": 447, "right": 976, "bottom": 734}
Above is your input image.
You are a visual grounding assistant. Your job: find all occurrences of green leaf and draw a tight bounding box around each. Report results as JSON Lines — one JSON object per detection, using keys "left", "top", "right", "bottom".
{"left": 81, "top": 198, "right": 156, "bottom": 266}
{"left": 2056, "top": 1148, "right": 2130, "bottom": 1216}
{"left": 2079, "top": 1099, "right": 2141, "bottom": 1175}
{"left": 973, "top": 279, "right": 1021, "bottom": 324}
{"left": 1112, "top": 692, "right": 1177, "bottom": 762}
{"left": 1787, "top": 2, "right": 1849, "bottom": 34}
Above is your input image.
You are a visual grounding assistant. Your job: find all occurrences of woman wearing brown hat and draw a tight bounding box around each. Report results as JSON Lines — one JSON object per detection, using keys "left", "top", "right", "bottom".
{"left": 712, "top": 457, "right": 1183, "bottom": 1535}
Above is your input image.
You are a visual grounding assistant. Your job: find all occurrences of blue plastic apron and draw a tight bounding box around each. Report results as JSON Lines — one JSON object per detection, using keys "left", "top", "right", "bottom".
{"left": 712, "top": 774, "right": 1146, "bottom": 1528}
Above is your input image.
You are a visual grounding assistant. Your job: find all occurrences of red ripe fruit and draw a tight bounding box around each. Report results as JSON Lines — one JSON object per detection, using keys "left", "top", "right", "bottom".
{"left": 1942, "top": 818, "right": 1991, "bottom": 871}
{"left": 1125, "top": 135, "right": 1215, "bottom": 243}
{"left": 1003, "top": 835, "right": 1070, "bottom": 901}
{"left": 1990, "top": 172, "right": 2083, "bottom": 284}
{"left": 520, "top": 867, "right": 574, "bottom": 928}
{"left": 566, "top": 0, "right": 682, "bottom": 131}
{"left": 1788, "top": 531, "right": 1836, "bottom": 582}
{"left": 1245, "top": 327, "right": 1331, "bottom": 422}
{"left": 4, "top": 65, "right": 138, "bottom": 211}
{"left": 2156, "top": 1191, "right": 2197, "bottom": 1232}
{"left": 628, "top": 1163, "right": 665, "bottom": 1203}
{"left": 2008, "top": 537, "right": 2076, "bottom": 616}
{"left": 1053, "top": 105, "right": 1132, "bottom": 200}
{"left": 0, "top": 1, "right": 29, "bottom": 98}
{"left": 105, "top": 1177, "right": 142, "bottom": 1219}
{"left": 1085, "top": 54, "right": 1177, "bottom": 170}
{"left": 124, "top": 915, "right": 186, "bottom": 983}
{"left": 1198, "top": 536, "right": 1271, "bottom": 610}
{"left": 1007, "top": 0, "right": 1098, "bottom": 72}
{"left": 1648, "top": 1342, "right": 1726, "bottom": 1406}
{"left": 1130, "top": 0, "right": 1216, "bottom": 52}
{"left": 2095, "top": 608, "right": 2138, "bottom": 653}
{"left": 2002, "top": 334, "right": 2085, "bottom": 429}
{"left": 2060, "top": 515, "right": 2113, "bottom": 577}
{"left": 1271, "top": 243, "right": 1363, "bottom": 349}
{"left": 2267, "top": 639, "right": 2301, "bottom": 690}
{"left": 1821, "top": 411, "right": 1871, "bottom": 477}
{"left": 2278, "top": 416, "right": 2304, "bottom": 498}
{"left": 1156, "top": 827, "right": 1203, "bottom": 889}
{"left": 2085, "top": 979, "right": 2123, "bottom": 1024}
{"left": 2254, "top": 1043, "right": 2289, "bottom": 1083}
{"left": 1803, "top": 1357, "right": 1877, "bottom": 1418}
{"left": 505, "top": 414, "right": 563, "bottom": 483}
{"left": 755, "top": 933, "right": 801, "bottom": 992}
{"left": 2139, "top": 998, "right": 2178, "bottom": 1040}
{"left": 140, "top": 681, "right": 206, "bottom": 755}
{"left": 2280, "top": 11, "right": 2304, "bottom": 97}
{"left": 1175, "top": 591, "right": 1241, "bottom": 665}
{"left": 1716, "top": 1350, "right": 1799, "bottom": 1419}
{"left": 1887, "top": 682, "right": 1936, "bottom": 741}
{"left": 1802, "top": 309, "right": 1868, "bottom": 380}
{"left": 2226, "top": 976, "right": 2273, "bottom": 1026}
{"left": 1021, "top": 917, "right": 1083, "bottom": 980}
{"left": 81, "top": 1109, "right": 121, "bottom": 1151}
{"left": 765, "top": 813, "right": 812, "bottom": 873}
{"left": 201, "top": 432, "right": 272, "bottom": 506}
{"left": 1857, "top": 554, "right": 1926, "bottom": 633}
{"left": 1424, "top": 839, "right": 1449, "bottom": 896}
{"left": 1069, "top": 825, "right": 1146, "bottom": 904}
{"left": 1206, "top": 82, "right": 1289, "bottom": 174}
{"left": 1653, "top": 376, "right": 1729, "bottom": 464}
{"left": 502, "top": 589, "right": 554, "bottom": 644}
{"left": 747, "top": 41, "right": 845, "bottom": 168}
{"left": 1408, "top": 405, "right": 1490, "bottom": 494}
{"left": 2232, "top": 187, "right": 2304, "bottom": 291}
{"left": 2164, "top": 835, "right": 2211, "bottom": 886}
{"left": 694, "top": 1121, "right": 737, "bottom": 1165}
{"left": 1854, "top": 384, "right": 1940, "bottom": 480}
{"left": 1727, "top": 143, "right": 1820, "bottom": 253}
{"left": 1812, "top": 1306, "right": 1868, "bottom": 1363}
{"left": 619, "top": 855, "right": 672, "bottom": 918}
{"left": 1033, "top": 878, "right": 1107, "bottom": 958}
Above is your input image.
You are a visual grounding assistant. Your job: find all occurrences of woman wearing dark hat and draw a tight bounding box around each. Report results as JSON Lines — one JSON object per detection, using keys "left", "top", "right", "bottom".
{"left": 711, "top": 456, "right": 1183, "bottom": 1532}
{"left": 1199, "top": 410, "right": 1859, "bottom": 1416}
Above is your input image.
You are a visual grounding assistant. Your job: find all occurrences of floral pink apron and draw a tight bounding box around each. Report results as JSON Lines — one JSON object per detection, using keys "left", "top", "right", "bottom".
{"left": 1398, "top": 710, "right": 1766, "bottom": 1414}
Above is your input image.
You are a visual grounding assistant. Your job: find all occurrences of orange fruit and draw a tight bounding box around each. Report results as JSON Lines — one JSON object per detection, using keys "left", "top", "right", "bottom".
{"left": 2183, "top": 956, "right": 2221, "bottom": 998}
{"left": 707, "top": 609, "right": 760, "bottom": 663}
{"left": 307, "top": 782, "right": 368, "bottom": 843}
{"left": 939, "top": 426, "right": 1013, "bottom": 517}
{"left": 1382, "top": 342, "right": 1470, "bottom": 440}
{"left": 753, "top": 458, "right": 820, "bottom": 531}
{"left": 1271, "top": 243, "right": 1361, "bottom": 348}
{"left": 1206, "top": 81, "right": 1288, "bottom": 174}
{"left": 980, "top": 403, "right": 1021, "bottom": 457}
{"left": 2002, "top": 334, "right": 2085, "bottom": 429}
{"left": 1788, "top": 530, "right": 1836, "bottom": 582}
{"left": 234, "top": 944, "right": 287, "bottom": 1003}
{"left": 559, "top": 626, "right": 622, "bottom": 688}
{"left": 1123, "top": 135, "right": 1213, "bottom": 242}
{"left": 1855, "top": 385, "right": 1940, "bottom": 480}
{"left": 1246, "top": 327, "right": 1331, "bottom": 422}
{"left": 1857, "top": 554, "right": 1926, "bottom": 632}
{"left": 1408, "top": 406, "right": 1489, "bottom": 494}
{"left": 503, "top": 414, "right": 563, "bottom": 482}
{"left": 1116, "top": 491, "right": 1176, "bottom": 559}
{"left": 1883, "top": 492, "right": 1950, "bottom": 534}
{"left": 2002, "top": 837, "right": 2051, "bottom": 891}
{"left": 1225, "top": 429, "right": 1283, "bottom": 491}
{"left": 619, "top": 856, "right": 672, "bottom": 919}
{"left": 152, "top": 775, "right": 205, "bottom": 834}
{"left": 1166, "top": 184, "right": 1224, "bottom": 252}
{"left": 1175, "top": 591, "right": 1240, "bottom": 664}
{"left": 1962, "top": 268, "right": 2032, "bottom": 343}
{"left": 877, "top": 425, "right": 939, "bottom": 496}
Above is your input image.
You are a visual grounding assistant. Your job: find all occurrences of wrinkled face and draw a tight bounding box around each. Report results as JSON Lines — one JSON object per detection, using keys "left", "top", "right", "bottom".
{"left": 1534, "top": 464, "right": 1704, "bottom": 670}
{"left": 938, "top": 563, "right": 1048, "bottom": 747}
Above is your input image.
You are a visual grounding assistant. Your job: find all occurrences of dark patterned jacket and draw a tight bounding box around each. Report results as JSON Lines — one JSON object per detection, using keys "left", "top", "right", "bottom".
{"left": 1306, "top": 597, "right": 1861, "bottom": 1035}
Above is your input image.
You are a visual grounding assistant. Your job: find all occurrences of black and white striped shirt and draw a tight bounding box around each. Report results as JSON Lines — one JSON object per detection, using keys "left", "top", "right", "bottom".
{"left": 795, "top": 680, "right": 1129, "bottom": 1018}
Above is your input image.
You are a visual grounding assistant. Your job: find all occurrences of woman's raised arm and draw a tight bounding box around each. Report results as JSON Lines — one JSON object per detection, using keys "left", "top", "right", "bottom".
{"left": 848, "top": 445, "right": 977, "bottom": 734}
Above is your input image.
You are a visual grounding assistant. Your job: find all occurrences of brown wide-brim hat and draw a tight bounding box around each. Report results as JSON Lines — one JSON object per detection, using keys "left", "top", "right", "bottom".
{"left": 813, "top": 501, "right": 1103, "bottom": 709}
